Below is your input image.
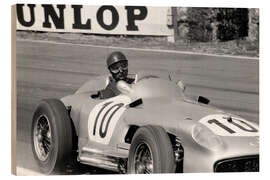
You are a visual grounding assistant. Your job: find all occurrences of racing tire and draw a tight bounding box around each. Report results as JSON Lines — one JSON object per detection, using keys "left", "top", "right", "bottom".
{"left": 127, "top": 125, "right": 176, "bottom": 173}
{"left": 31, "top": 99, "right": 73, "bottom": 174}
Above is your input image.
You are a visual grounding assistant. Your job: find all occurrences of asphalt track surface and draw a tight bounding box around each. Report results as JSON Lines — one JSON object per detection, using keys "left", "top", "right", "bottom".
{"left": 16, "top": 39, "right": 259, "bottom": 175}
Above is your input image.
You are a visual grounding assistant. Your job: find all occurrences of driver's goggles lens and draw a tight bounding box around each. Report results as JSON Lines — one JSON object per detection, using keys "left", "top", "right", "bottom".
{"left": 110, "top": 61, "right": 128, "bottom": 73}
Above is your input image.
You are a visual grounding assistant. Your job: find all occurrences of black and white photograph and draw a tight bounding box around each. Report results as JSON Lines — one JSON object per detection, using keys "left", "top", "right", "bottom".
{"left": 11, "top": 2, "right": 261, "bottom": 176}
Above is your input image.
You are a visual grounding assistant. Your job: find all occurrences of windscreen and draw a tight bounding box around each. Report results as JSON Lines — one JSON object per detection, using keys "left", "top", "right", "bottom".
{"left": 132, "top": 76, "right": 184, "bottom": 99}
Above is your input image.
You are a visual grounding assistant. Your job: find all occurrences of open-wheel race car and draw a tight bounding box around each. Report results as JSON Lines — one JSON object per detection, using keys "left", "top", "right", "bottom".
{"left": 31, "top": 71, "right": 259, "bottom": 174}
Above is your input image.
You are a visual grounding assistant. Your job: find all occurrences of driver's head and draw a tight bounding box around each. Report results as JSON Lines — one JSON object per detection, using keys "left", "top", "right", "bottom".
{"left": 106, "top": 51, "right": 128, "bottom": 82}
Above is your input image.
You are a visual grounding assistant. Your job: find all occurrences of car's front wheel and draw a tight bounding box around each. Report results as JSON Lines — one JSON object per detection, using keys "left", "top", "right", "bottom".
{"left": 31, "top": 99, "right": 73, "bottom": 174}
{"left": 127, "top": 125, "right": 176, "bottom": 173}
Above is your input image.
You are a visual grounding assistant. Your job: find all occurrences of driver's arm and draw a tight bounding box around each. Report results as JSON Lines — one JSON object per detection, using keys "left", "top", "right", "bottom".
{"left": 91, "top": 82, "right": 118, "bottom": 99}
{"left": 98, "top": 87, "right": 115, "bottom": 99}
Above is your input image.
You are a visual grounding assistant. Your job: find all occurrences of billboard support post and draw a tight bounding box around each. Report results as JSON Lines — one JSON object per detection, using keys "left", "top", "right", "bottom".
{"left": 167, "top": 7, "right": 178, "bottom": 43}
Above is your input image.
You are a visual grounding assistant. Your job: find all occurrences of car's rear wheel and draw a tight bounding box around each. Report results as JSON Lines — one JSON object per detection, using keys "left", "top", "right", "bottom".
{"left": 31, "top": 99, "right": 73, "bottom": 174}
{"left": 127, "top": 125, "right": 176, "bottom": 173}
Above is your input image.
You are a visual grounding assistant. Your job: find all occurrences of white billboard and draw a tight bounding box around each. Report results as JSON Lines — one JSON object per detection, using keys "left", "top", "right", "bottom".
{"left": 16, "top": 4, "right": 173, "bottom": 36}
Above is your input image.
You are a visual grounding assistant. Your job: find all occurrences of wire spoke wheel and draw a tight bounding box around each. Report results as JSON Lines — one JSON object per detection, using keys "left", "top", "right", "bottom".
{"left": 33, "top": 115, "right": 52, "bottom": 161}
{"left": 128, "top": 125, "right": 176, "bottom": 174}
{"left": 134, "top": 143, "right": 153, "bottom": 174}
{"left": 31, "top": 99, "right": 73, "bottom": 174}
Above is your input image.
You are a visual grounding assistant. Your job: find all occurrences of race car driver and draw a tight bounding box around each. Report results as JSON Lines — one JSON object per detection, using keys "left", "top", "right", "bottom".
{"left": 92, "top": 51, "right": 134, "bottom": 99}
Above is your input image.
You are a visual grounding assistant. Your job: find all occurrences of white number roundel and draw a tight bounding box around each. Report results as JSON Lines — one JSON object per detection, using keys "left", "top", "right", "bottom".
{"left": 199, "top": 114, "right": 259, "bottom": 136}
{"left": 88, "top": 95, "right": 131, "bottom": 144}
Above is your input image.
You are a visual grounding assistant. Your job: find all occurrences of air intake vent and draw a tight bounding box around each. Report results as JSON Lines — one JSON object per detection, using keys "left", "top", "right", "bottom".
{"left": 214, "top": 155, "right": 259, "bottom": 172}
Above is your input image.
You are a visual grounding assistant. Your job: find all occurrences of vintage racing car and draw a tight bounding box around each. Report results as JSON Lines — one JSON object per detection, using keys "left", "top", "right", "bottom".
{"left": 31, "top": 71, "right": 259, "bottom": 174}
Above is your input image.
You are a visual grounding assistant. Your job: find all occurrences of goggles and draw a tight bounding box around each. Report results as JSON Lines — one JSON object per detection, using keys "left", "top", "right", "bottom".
{"left": 109, "top": 61, "right": 128, "bottom": 73}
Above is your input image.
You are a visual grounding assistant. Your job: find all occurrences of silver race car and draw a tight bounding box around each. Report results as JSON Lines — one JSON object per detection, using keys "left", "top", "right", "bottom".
{"left": 31, "top": 71, "right": 259, "bottom": 174}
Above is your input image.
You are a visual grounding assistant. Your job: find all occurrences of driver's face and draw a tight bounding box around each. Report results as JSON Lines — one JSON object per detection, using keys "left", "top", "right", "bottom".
{"left": 109, "top": 61, "right": 128, "bottom": 82}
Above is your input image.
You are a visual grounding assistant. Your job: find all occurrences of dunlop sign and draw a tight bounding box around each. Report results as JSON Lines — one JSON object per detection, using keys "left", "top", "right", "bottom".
{"left": 16, "top": 4, "right": 172, "bottom": 36}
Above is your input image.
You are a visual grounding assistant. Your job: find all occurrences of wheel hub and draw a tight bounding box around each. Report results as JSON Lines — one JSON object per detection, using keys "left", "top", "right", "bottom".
{"left": 134, "top": 142, "right": 154, "bottom": 174}
{"left": 37, "top": 134, "right": 43, "bottom": 142}
{"left": 33, "top": 115, "right": 52, "bottom": 161}
{"left": 136, "top": 161, "right": 145, "bottom": 173}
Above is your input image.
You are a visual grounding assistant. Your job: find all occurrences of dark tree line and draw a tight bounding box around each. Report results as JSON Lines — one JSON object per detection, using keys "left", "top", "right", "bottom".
{"left": 216, "top": 8, "right": 249, "bottom": 41}
{"left": 176, "top": 8, "right": 258, "bottom": 42}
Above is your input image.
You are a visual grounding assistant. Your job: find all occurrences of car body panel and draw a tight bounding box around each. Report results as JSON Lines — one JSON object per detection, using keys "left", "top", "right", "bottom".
{"left": 60, "top": 71, "right": 259, "bottom": 172}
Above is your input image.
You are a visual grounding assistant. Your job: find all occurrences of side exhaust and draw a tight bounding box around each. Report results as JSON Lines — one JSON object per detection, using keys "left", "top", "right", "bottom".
{"left": 78, "top": 147, "right": 127, "bottom": 173}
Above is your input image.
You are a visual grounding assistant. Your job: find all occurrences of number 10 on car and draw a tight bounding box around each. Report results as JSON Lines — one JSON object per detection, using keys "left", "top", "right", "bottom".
{"left": 88, "top": 95, "right": 131, "bottom": 144}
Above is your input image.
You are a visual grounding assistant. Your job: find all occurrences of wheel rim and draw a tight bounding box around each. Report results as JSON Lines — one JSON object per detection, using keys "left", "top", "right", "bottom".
{"left": 33, "top": 115, "right": 52, "bottom": 161}
{"left": 134, "top": 142, "right": 154, "bottom": 174}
